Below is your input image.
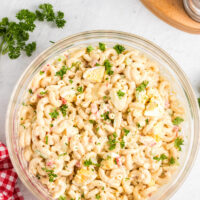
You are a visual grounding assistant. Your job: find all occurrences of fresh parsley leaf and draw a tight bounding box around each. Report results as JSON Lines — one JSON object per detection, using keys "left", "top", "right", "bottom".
{"left": 95, "top": 63, "right": 100, "bottom": 66}
{"left": 117, "top": 90, "right": 125, "bottom": 99}
{"left": 123, "top": 128, "right": 130, "bottom": 136}
{"left": 49, "top": 109, "right": 59, "bottom": 119}
{"left": 29, "top": 89, "right": 33, "bottom": 94}
{"left": 136, "top": 123, "right": 141, "bottom": 128}
{"left": 145, "top": 118, "right": 149, "bottom": 124}
{"left": 45, "top": 135, "right": 48, "bottom": 144}
{"left": 174, "top": 137, "right": 184, "bottom": 151}
{"left": 40, "top": 90, "right": 48, "bottom": 95}
{"left": 89, "top": 120, "right": 97, "bottom": 125}
{"left": 58, "top": 152, "right": 67, "bottom": 157}
{"left": 40, "top": 71, "right": 44, "bottom": 75}
{"left": 113, "top": 44, "right": 125, "bottom": 54}
{"left": 169, "top": 157, "right": 175, "bottom": 165}
{"left": 153, "top": 154, "right": 167, "bottom": 161}
{"left": 58, "top": 196, "right": 66, "bottom": 200}
{"left": 86, "top": 45, "right": 94, "bottom": 53}
{"left": 55, "top": 66, "right": 67, "bottom": 79}
{"left": 42, "top": 167, "right": 57, "bottom": 182}
{"left": 99, "top": 42, "right": 106, "bottom": 51}
{"left": 69, "top": 79, "right": 73, "bottom": 84}
{"left": 60, "top": 104, "right": 68, "bottom": 117}
{"left": 50, "top": 123, "right": 53, "bottom": 127}
{"left": 83, "top": 159, "right": 93, "bottom": 166}
{"left": 136, "top": 81, "right": 149, "bottom": 92}
{"left": 120, "top": 138, "right": 125, "bottom": 148}
{"left": 77, "top": 86, "right": 84, "bottom": 93}
{"left": 101, "top": 111, "right": 110, "bottom": 121}
{"left": 108, "top": 133, "right": 117, "bottom": 150}
{"left": 172, "top": 117, "right": 184, "bottom": 125}
{"left": 96, "top": 194, "right": 101, "bottom": 199}
{"left": 104, "top": 59, "right": 113, "bottom": 75}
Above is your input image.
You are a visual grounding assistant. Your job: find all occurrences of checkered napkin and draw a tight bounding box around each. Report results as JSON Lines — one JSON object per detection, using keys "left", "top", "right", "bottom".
{"left": 0, "top": 142, "right": 24, "bottom": 200}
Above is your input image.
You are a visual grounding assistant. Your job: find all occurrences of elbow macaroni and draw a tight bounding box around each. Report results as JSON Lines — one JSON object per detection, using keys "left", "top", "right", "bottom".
{"left": 18, "top": 44, "right": 184, "bottom": 200}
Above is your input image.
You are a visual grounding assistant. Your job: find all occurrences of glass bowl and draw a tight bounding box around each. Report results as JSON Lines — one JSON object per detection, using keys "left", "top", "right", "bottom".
{"left": 6, "top": 30, "right": 200, "bottom": 200}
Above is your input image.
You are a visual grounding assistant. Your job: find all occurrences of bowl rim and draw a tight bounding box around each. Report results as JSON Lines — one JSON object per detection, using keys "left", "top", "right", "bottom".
{"left": 6, "top": 29, "right": 200, "bottom": 200}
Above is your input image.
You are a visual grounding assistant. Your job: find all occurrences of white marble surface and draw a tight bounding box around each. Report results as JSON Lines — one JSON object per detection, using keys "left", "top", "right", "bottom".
{"left": 0, "top": 0, "right": 200, "bottom": 199}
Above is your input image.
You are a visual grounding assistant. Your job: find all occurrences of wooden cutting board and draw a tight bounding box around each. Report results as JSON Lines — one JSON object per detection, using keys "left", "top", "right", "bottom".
{"left": 141, "top": 0, "right": 200, "bottom": 34}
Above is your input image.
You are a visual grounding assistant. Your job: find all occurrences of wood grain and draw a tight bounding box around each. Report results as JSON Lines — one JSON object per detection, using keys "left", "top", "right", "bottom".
{"left": 141, "top": 0, "right": 200, "bottom": 34}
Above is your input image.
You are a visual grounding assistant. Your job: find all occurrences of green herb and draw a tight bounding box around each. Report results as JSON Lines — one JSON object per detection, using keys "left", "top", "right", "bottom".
{"left": 45, "top": 135, "right": 48, "bottom": 144}
{"left": 0, "top": 4, "right": 66, "bottom": 59}
{"left": 145, "top": 118, "right": 149, "bottom": 124}
{"left": 55, "top": 66, "right": 67, "bottom": 79}
{"left": 77, "top": 86, "right": 84, "bottom": 93}
{"left": 136, "top": 81, "right": 149, "bottom": 92}
{"left": 58, "top": 152, "right": 67, "bottom": 157}
{"left": 72, "top": 61, "right": 81, "bottom": 70}
{"left": 103, "top": 96, "right": 107, "bottom": 100}
{"left": 198, "top": 98, "right": 200, "bottom": 107}
{"left": 58, "top": 196, "right": 66, "bottom": 200}
{"left": 96, "top": 193, "right": 101, "bottom": 199}
{"left": 125, "top": 177, "right": 130, "bottom": 181}
{"left": 83, "top": 159, "right": 100, "bottom": 167}
{"left": 101, "top": 111, "right": 110, "bottom": 121}
{"left": 104, "top": 59, "right": 113, "bottom": 75}
{"left": 174, "top": 137, "right": 184, "bottom": 151}
{"left": 99, "top": 42, "right": 106, "bottom": 51}
{"left": 113, "top": 44, "right": 125, "bottom": 54}
{"left": 40, "top": 90, "right": 48, "bottom": 95}
{"left": 95, "top": 63, "right": 100, "bottom": 66}
{"left": 65, "top": 142, "right": 68, "bottom": 146}
{"left": 86, "top": 45, "right": 94, "bottom": 53}
{"left": 21, "top": 117, "right": 23, "bottom": 120}
{"left": 169, "top": 157, "right": 175, "bottom": 165}
{"left": 49, "top": 40, "right": 55, "bottom": 43}
{"left": 117, "top": 90, "right": 125, "bottom": 99}
{"left": 123, "top": 128, "right": 130, "bottom": 136}
{"left": 50, "top": 123, "right": 53, "bottom": 127}
{"left": 40, "top": 71, "right": 44, "bottom": 75}
{"left": 89, "top": 120, "right": 97, "bottom": 125}
{"left": 21, "top": 124, "right": 26, "bottom": 129}
{"left": 49, "top": 109, "right": 59, "bottom": 119}
{"left": 136, "top": 123, "right": 141, "bottom": 128}
{"left": 29, "top": 89, "right": 33, "bottom": 94}
{"left": 36, "top": 174, "right": 40, "bottom": 179}
{"left": 60, "top": 104, "right": 68, "bottom": 117}
{"left": 42, "top": 167, "right": 57, "bottom": 182}
{"left": 96, "top": 127, "right": 99, "bottom": 132}
{"left": 120, "top": 138, "right": 125, "bottom": 148}
{"left": 153, "top": 154, "right": 168, "bottom": 161}
{"left": 172, "top": 117, "right": 184, "bottom": 125}
{"left": 35, "top": 150, "right": 47, "bottom": 159}
{"left": 69, "top": 79, "right": 73, "bottom": 84}
{"left": 105, "top": 77, "right": 109, "bottom": 80}
{"left": 81, "top": 194, "right": 85, "bottom": 199}
{"left": 108, "top": 133, "right": 117, "bottom": 150}
{"left": 22, "top": 102, "right": 26, "bottom": 106}
{"left": 35, "top": 4, "right": 66, "bottom": 28}
{"left": 106, "top": 155, "right": 111, "bottom": 160}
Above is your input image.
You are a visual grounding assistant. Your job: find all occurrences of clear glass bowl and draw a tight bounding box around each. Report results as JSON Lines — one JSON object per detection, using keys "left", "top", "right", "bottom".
{"left": 6, "top": 30, "right": 200, "bottom": 200}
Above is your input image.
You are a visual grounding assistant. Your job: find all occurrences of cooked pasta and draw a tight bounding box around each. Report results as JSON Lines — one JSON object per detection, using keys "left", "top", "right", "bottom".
{"left": 18, "top": 43, "right": 185, "bottom": 200}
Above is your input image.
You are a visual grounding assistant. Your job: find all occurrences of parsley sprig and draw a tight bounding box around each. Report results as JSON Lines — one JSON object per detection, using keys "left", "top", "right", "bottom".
{"left": 104, "top": 59, "right": 113, "bottom": 75}
{"left": 0, "top": 3, "right": 66, "bottom": 59}
{"left": 42, "top": 167, "right": 57, "bottom": 182}
{"left": 153, "top": 154, "right": 167, "bottom": 161}
{"left": 60, "top": 104, "right": 68, "bottom": 117}
{"left": 136, "top": 81, "right": 149, "bottom": 92}
{"left": 172, "top": 117, "right": 184, "bottom": 125}
{"left": 108, "top": 133, "right": 117, "bottom": 150}
{"left": 83, "top": 159, "right": 100, "bottom": 167}
{"left": 113, "top": 44, "right": 125, "bottom": 54}
{"left": 174, "top": 137, "right": 184, "bottom": 151}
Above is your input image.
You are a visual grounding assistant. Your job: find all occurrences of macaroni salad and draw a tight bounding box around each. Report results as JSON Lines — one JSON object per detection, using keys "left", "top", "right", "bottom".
{"left": 18, "top": 43, "right": 185, "bottom": 200}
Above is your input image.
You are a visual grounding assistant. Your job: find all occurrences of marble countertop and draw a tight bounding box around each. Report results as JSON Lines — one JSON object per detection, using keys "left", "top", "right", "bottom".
{"left": 0, "top": 0, "right": 200, "bottom": 199}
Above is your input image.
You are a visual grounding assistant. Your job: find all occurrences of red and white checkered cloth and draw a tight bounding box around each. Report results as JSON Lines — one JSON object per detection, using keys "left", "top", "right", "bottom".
{"left": 0, "top": 142, "right": 24, "bottom": 200}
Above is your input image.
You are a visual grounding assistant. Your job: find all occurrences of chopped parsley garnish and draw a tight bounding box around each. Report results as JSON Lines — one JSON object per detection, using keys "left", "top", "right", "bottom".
{"left": 95, "top": 63, "right": 100, "bottom": 66}
{"left": 86, "top": 45, "right": 94, "bottom": 53}
{"left": 174, "top": 137, "right": 184, "bottom": 151}
{"left": 96, "top": 193, "right": 101, "bottom": 199}
{"left": 172, "top": 117, "right": 184, "bottom": 125}
{"left": 40, "top": 90, "right": 48, "bottom": 95}
{"left": 136, "top": 123, "right": 141, "bottom": 128}
{"left": 50, "top": 123, "right": 53, "bottom": 127}
{"left": 49, "top": 109, "right": 59, "bottom": 119}
{"left": 113, "top": 44, "right": 125, "bottom": 54}
{"left": 104, "top": 59, "right": 113, "bottom": 75}
{"left": 58, "top": 152, "right": 67, "bottom": 157}
{"left": 36, "top": 174, "right": 40, "bottom": 179}
{"left": 55, "top": 66, "right": 67, "bottom": 79}
{"left": 99, "top": 42, "right": 106, "bottom": 51}
{"left": 136, "top": 81, "right": 149, "bottom": 92}
{"left": 198, "top": 98, "right": 200, "bottom": 107}
{"left": 58, "top": 196, "right": 66, "bottom": 200}
{"left": 60, "top": 104, "right": 68, "bottom": 117}
{"left": 77, "top": 86, "right": 84, "bottom": 93}
{"left": 145, "top": 118, "right": 149, "bottom": 124}
{"left": 101, "top": 111, "right": 110, "bottom": 121}
{"left": 96, "top": 127, "right": 99, "bottom": 132}
{"left": 108, "top": 133, "right": 117, "bottom": 150}
{"left": 69, "top": 79, "right": 73, "bottom": 84}
{"left": 123, "top": 128, "right": 130, "bottom": 136}
{"left": 21, "top": 124, "right": 26, "bottom": 129}
{"left": 120, "top": 138, "right": 125, "bottom": 148}
{"left": 169, "top": 157, "right": 175, "bottom": 165}
{"left": 49, "top": 40, "right": 55, "bottom": 44}
{"left": 83, "top": 159, "right": 99, "bottom": 167}
{"left": 153, "top": 154, "right": 168, "bottom": 161}
{"left": 117, "top": 90, "right": 125, "bottom": 99}
{"left": 89, "top": 120, "right": 97, "bottom": 125}
{"left": 29, "top": 89, "right": 33, "bottom": 94}
{"left": 42, "top": 168, "right": 57, "bottom": 182}
{"left": 45, "top": 135, "right": 48, "bottom": 144}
